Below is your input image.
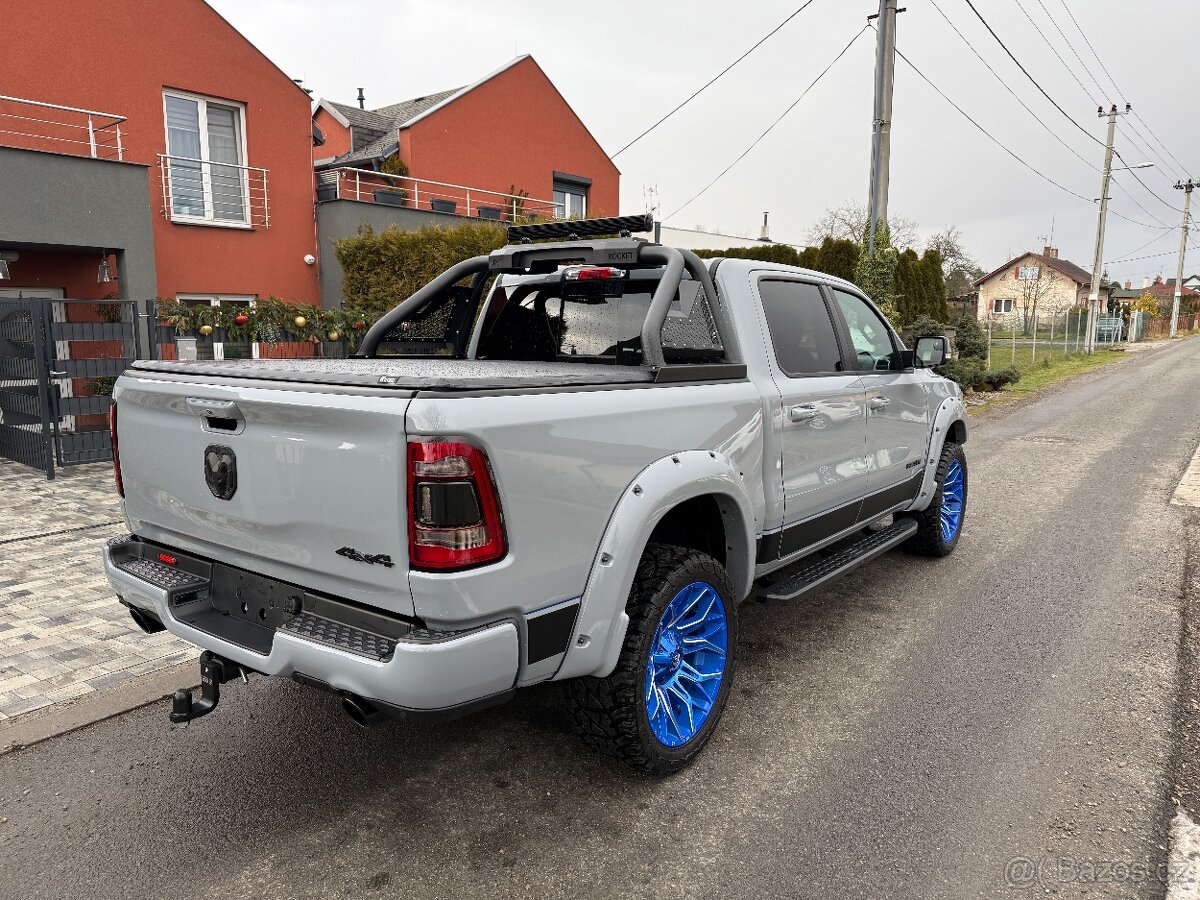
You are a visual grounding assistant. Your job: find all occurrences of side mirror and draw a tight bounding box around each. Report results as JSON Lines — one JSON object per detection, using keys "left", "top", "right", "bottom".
{"left": 914, "top": 335, "right": 950, "bottom": 367}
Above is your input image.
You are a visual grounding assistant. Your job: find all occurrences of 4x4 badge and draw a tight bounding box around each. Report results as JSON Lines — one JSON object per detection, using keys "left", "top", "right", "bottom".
{"left": 335, "top": 546, "right": 394, "bottom": 568}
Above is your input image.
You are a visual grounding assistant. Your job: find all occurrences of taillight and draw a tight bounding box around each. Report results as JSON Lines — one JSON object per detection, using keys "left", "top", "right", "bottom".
{"left": 563, "top": 266, "right": 626, "bottom": 281}
{"left": 109, "top": 401, "right": 124, "bottom": 498}
{"left": 407, "top": 440, "right": 505, "bottom": 571}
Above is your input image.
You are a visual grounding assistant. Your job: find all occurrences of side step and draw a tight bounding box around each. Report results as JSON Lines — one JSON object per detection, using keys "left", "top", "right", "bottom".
{"left": 758, "top": 518, "right": 918, "bottom": 605}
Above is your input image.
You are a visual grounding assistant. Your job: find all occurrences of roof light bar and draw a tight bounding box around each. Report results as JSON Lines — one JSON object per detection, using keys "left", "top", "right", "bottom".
{"left": 506, "top": 213, "right": 654, "bottom": 244}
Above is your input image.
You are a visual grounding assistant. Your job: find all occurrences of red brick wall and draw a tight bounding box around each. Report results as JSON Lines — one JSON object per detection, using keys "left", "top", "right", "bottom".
{"left": 6, "top": 0, "right": 320, "bottom": 305}
{"left": 401, "top": 57, "right": 619, "bottom": 216}
{"left": 314, "top": 107, "right": 352, "bottom": 162}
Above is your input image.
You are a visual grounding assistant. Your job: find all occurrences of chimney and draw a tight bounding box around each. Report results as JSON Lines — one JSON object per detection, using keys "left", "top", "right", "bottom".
{"left": 356, "top": 88, "right": 366, "bottom": 110}
{"left": 1125, "top": 280, "right": 1131, "bottom": 289}
{"left": 1143, "top": 276, "right": 1151, "bottom": 289}
{"left": 758, "top": 211, "right": 771, "bottom": 243}
{"left": 1043, "top": 245, "right": 1059, "bottom": 258}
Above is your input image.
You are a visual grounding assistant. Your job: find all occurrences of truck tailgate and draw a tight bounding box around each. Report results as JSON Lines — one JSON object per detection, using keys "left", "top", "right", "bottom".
{"left": 115, "top": 372, "right": 415, "bottom": 616}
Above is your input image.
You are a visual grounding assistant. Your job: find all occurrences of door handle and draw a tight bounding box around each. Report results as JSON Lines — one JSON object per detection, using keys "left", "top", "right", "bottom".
{"left": 788, "top": 404, "right": 819, "bottom": 422}
{"left": 868, "top": 397, "right": 891, "bottom": 410}
{"left": 185, "top": 397, "right": 243, "bottom": 420}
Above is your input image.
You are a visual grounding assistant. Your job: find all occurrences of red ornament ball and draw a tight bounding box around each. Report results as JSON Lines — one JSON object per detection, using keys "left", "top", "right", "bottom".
{"left": 353, "top": 321, "right": 366, "bottom": 330}
{"left": 234, "top": 314, "right": 250, "bottom": 325}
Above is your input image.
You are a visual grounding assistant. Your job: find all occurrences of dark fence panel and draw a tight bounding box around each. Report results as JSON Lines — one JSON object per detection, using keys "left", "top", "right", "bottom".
{"left": 0, "top": 297, "right": 144, "bottom": 478}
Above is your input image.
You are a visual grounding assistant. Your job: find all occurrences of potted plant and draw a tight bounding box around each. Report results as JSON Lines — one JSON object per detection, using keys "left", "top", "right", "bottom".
{"left": 373, "top": 153, "right": 410, "bottom": 207}
{"left": 430, "top": 198, "right": 457, "bottom": 214}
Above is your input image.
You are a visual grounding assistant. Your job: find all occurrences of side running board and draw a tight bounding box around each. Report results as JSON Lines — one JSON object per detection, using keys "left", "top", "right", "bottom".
{"left": 758, "top": 518, "right": 918, "bottom": 605}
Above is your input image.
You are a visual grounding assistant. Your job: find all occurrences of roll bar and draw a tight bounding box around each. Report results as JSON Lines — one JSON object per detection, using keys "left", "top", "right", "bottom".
{"left": 357, "top": 236, "right": 739, "bottom": 368}
{"left": 357, "top": 256, "right": 491, "bottom": 357}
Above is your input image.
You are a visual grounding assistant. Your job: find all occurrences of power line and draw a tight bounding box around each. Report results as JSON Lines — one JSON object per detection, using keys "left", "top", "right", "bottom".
{"left": 893, "top": 46, "right": 1165, "bottom": 232}
{"left": 1132, "top": 110, "right": 1193, "bottom": 180}
{"left": 1053, "top": 0, "right": 1125, "bottom": 101}
{"left": 1115, "top": 123, "right": 1185, "bottom": 185}
{"left": 1105, "top": 229, "right": 1177, "bottom": 265}
{"left": 1049, "top": 0, "right": 1193, "bottom": 185}
{"left": 610, "top": 0, "right": 823, "bottom": 159}
{"left": 1031, "top": 0, "right": 1109, "bottom": 102}
{"left": 1105, "top": 248, "right": 1188, "bottom": 266}
{"left": 929, "top": 0, "right": 1095, "bottom": 172}
{"left": 927, "top": 0, "right": 1168, "bottom": 229}
{"left": 1010, "top": 0, "right": 1097, "bottom": 105}
{"left": 1112, "top": 148, "right": 1184, "bottom": 216}
{"left": 958, "top": 0, "right": 1101, "bottom": 147}
{"left": 663, "top": 26, "right": 868, "bottom": 223}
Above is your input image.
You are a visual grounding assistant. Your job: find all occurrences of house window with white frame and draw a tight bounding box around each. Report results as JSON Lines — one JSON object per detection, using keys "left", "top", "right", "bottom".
{"left": 178, "top": 294, "right": 257, "bottom": 360}
{"left": 552, "top": 172, "right": 590, "bottom": 219}
{"left": 993, "top": 297, "right": 1015, "bottom": 314}
{"left": 164, "top": 91, "right": 249, "bottom": 226}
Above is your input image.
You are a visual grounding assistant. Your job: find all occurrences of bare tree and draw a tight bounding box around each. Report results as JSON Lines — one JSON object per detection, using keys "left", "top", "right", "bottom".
{"left": 806, "top": 201, "right": 918, "bottom": 249}
{"left": 1015, "top": 264, "right": 1064, "bottom": 335}
{"left": 925, "top": 226, "right": 985, "bottom": 297}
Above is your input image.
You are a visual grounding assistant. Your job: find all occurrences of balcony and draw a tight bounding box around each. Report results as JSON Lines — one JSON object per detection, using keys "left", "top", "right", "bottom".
{"left": 0, "top": 94, "right": 127, "bottom": 160}
{"left": 157, "top": 154, "right": 270, "bottom": 229}
{"left": 317, "top": 167, "right": 558, "bottom": 220}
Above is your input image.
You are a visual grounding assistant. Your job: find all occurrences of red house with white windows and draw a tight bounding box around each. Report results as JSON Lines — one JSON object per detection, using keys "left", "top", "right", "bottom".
{"left": 310, "top": 56, "right": 620, "bottom": 307}
{"left": 2, "top": 0, "right": 320, "bottom": 329}
{"left": 0, "top": 1, "right": 621, "bottom": 338}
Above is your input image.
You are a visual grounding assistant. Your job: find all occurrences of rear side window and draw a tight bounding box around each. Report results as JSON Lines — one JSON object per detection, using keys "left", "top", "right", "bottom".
{"left": 477, "top": 276, "right": 724, "bottom": 365}
{"left": 758, "top": 280, "right": 843, "bottom": 376}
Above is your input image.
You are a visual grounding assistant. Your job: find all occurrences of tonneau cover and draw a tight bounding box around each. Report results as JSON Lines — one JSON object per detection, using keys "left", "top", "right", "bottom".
{"left": 130, "top": 358, "right": 656, "bottom": 390}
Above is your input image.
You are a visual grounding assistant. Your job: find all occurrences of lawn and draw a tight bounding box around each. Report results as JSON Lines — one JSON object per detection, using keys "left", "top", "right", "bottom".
{"left": 972, "top": 348, "right": 1125, "bottom": 409}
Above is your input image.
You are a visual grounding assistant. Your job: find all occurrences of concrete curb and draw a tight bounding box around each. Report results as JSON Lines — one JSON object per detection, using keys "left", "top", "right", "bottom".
{"left": 0, "top": 662, "right": 198, "bottom": 755}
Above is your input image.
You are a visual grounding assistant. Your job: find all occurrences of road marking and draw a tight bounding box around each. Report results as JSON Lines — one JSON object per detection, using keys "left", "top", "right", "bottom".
{"left": 1169, "top": 810, "right": 1200, "bottom": 899}
{"left": 1173, "top": 444, "right": 1200, "bottom": 508}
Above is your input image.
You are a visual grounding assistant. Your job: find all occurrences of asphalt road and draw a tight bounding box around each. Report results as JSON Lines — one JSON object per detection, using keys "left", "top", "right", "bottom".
{"left": 3, "top": 339, "right": 1200, "bottom": 900}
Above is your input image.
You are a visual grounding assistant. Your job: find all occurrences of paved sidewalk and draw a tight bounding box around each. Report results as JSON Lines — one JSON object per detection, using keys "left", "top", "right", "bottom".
{"left": 0, "top": 460, "right": 196, "bottom": 719}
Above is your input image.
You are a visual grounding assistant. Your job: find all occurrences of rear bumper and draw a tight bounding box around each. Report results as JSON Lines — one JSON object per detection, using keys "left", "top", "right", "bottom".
{"left": 103, "top": 538, "right": 518, "bottom": 713}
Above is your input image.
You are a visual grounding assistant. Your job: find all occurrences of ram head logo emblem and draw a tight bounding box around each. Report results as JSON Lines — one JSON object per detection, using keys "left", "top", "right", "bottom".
{"left": 203, "top": 445, "right": 237, "bottom": 501}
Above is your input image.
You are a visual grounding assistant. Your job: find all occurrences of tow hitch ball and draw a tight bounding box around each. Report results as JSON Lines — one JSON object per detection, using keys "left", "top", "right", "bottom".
{"left": 170, "top": 651, "right": 247, "bottom": 725}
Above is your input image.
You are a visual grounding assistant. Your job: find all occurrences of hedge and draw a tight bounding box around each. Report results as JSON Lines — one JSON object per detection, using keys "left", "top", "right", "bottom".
{"left": 334, "top": 222, "right": 509, "bottom": 319}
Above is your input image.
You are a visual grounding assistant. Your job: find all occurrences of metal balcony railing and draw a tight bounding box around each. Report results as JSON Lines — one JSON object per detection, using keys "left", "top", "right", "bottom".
{"left": 0, "top": 94, "right": 126, "bottom": 160}
{"left": 158, "top": 154, "right": 270, "bottom": 228}
{"left": 320, "top": 167, "right": 560, "bottom": 220}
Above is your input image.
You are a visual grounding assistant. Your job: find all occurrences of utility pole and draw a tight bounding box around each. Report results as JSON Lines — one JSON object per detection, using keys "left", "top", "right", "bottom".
{"left": 1085, "top": 104, "right": 1128, "bottom": 354}
{"left": 1170, "top": 180, "right": 1194, "bottom": 338}
{"left": 866, "top": 0, "right": 898, "bottom": 257}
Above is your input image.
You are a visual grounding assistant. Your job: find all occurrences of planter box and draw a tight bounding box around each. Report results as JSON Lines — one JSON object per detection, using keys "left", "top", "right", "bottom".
{"left": 430, "top": 199, "right": 457, "bottom": 214}
{"left": 476, "top": 206, "right": 502, "bottom": 221}
{"left": 373, "top": 189, "right": 407, "bottom": 207}
{"left": 175, "top": 337, "right": 198, "bottom": 361}
{"left": 316, "top": 184, "right": 337, "bottom": 202}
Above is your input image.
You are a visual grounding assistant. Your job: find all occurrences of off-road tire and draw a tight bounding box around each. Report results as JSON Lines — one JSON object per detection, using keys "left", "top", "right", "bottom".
{"left": 902, "top": 441, "right": 967, "bottom": 556}
{"left": 564, "top": 544, "right": 737, "bottom": 776}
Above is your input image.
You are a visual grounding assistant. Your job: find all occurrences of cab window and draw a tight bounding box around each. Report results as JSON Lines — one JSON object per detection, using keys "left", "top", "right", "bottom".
{"left": 831, "top": 290, "right": 896, "bottom": 371}
{"left": 757, "top": 280, "right": 843, "bottom": 376}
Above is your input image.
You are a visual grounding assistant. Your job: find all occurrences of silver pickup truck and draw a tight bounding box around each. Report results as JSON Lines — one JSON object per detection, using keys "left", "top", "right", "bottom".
{"left": 103, "top": 214, "right": 967, "bottom": 774}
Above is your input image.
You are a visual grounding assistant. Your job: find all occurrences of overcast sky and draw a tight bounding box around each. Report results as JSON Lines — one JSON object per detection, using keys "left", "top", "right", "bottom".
{"left": 210, "top": 0, "right": 1199, "bottom": 285}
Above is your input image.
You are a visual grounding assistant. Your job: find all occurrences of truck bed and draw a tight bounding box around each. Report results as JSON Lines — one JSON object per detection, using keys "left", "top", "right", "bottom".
{"left": 130, "top": 358, "right": 657, "bottom": 391}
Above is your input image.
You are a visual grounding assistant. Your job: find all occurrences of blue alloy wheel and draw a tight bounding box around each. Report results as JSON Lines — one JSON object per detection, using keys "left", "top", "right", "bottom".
{"left": 940, "top": 458, "right": 965, "bottom": 543}
{"left": 644, "top": 581, "right": 729, "bottom": 747}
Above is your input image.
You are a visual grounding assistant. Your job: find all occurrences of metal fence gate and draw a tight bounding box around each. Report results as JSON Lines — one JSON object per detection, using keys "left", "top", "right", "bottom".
{"left": 0, "top": 297, "right": 143, "bottom": 479}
